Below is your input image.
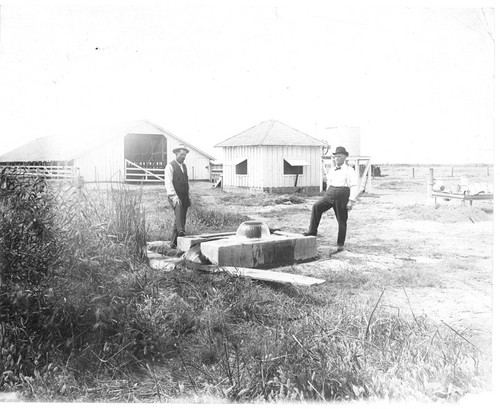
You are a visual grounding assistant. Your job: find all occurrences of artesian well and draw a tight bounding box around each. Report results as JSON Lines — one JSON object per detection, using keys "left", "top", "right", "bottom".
{"left": 177, "top": 221, "right": 317, "bottom": 268}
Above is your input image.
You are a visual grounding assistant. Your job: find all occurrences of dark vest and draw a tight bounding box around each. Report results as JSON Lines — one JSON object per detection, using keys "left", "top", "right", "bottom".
{"left": 171, "top": 160, "right": 190, "bottom": 208}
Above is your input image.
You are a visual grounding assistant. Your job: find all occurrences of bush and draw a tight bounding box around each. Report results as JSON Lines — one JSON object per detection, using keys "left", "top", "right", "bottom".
{"left": 0, "top": 169, "right": 60, "bottom": 286}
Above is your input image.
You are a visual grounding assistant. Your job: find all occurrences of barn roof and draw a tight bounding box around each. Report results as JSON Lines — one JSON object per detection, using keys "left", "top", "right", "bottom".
{"left": 214, "top": 120, "right": 326, "bottom": 148}
{"left": 0, "top": 121, "right": 142, "bottom": 163}
{"left": 0, "top": 120, "right": 215, "bottom": 162}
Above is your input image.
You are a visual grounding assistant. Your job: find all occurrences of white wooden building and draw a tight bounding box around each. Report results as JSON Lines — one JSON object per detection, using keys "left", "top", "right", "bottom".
{"left": 0, "top": 120, "right": 216, "bottom": 183}
{"left": 215, "top": 120, "right": 326, "bottom": 193}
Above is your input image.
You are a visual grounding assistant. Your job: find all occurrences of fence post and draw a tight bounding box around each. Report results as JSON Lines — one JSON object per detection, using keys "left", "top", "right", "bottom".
{"left": 451, "top": 167, "right": 454, "bottom": 177}
{"left": 77, "top": 176, "right": 84, "bottom": 189}
{"left": 427, "top": 168, "right": 434, "bottom": 199}
{"left": 412, "top": 167, "right": 415, "bottom": 178}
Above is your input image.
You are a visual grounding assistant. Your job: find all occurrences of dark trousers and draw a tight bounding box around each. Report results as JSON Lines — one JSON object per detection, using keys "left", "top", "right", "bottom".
{"left": 308, "top": 186, "right": 350, "bottom": 246}
{"left": 171, "top": 202, "right": 188, "bottom": 245}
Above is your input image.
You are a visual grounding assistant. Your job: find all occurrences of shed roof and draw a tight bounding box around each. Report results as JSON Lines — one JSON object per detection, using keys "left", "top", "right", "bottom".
{"left": 215, "top": 119, "right": 326, "bottom": 148}
{"left": 0, "top": 120, "right": 215, "bottom": 162}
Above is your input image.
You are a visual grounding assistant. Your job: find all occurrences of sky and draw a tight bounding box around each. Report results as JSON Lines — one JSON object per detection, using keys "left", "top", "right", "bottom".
{"left": 0, "top": 0, "right": 495, "bottom": 164}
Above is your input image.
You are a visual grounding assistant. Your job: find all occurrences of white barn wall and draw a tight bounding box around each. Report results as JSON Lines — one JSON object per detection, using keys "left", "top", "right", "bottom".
{"left": 181, "top": 148, "right": 211, "bottom": 180}
{"left": 75, "top": 137, "right": 124, "bottom": 182}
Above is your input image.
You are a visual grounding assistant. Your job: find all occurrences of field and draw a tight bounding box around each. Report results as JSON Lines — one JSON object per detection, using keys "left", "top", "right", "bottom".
{"left": 0, "top": 163, "right": 494, "bottom": 403}
{"left": 144, "top": 163, "right": 494, "bottom": 373}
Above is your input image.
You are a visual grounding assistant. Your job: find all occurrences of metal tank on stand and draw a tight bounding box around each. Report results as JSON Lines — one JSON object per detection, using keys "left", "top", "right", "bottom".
{"left": 324, "top": 126, "right": 361, "bottom": 157}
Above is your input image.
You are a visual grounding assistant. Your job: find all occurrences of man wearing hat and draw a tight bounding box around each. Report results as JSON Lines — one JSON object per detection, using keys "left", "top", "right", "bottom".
{"left": 165, "top": 146, "right": 191, "bottom": 247}
{"left": 303, "top": 146, "right": 358, "bottom": 253}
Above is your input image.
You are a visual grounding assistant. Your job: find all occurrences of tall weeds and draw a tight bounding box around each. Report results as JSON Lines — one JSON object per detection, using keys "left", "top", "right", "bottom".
{"left": 0, "top": 168, "right": 153, "bottom": 396}
{"left": 0, "top": 169, "right": 60, "bottom": 286}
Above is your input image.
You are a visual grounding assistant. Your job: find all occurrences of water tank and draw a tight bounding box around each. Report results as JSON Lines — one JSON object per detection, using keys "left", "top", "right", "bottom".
{"left": 324, "top": 126, "right": 361, "bottom": 157}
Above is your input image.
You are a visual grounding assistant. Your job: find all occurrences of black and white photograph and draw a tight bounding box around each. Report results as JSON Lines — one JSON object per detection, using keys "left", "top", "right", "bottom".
{"left": 0, "top": 0, "right": 496, "bottom": 406}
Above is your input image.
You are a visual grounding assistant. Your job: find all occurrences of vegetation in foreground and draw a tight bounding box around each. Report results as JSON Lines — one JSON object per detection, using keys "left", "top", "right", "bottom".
{"left": 0, "top": 169, "right": 489, "bottom": 403}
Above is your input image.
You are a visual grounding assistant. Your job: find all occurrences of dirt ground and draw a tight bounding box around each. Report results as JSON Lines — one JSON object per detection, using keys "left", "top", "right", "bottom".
{"left": 190, "top": 165, "right": 494, "bottom": 356}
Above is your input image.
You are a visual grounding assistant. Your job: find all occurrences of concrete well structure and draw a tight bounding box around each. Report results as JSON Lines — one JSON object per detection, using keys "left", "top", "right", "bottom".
{"left": 177, "top": 231, "right": 317, "bottom": 268}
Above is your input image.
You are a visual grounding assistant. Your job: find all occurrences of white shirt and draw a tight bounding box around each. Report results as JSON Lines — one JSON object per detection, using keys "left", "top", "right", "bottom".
{"left": 327, "top": 163, "right": 358, "bottom": 201}
{"left": 164, "top": 161, "right": 184, "bottom": 199}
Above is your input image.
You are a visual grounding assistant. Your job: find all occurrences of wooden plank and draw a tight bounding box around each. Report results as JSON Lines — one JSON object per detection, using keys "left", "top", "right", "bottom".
{"left": 272, "top": 230, "right": 302, "bottom": 237}
{"left": 126, "top": 179, "right": 163, "bottom": 183}
{"left": 126, "top": 170, "right": 163, "bottom": 175}
{"left": 149, "top": 257, "right": 181, "bottom": 270}
{"left": 199, "top": 231, "right": 236, "bottom": 238}
{"left": 176, "top": 233, "right": 235, "bottom": 251}
{"left": 182, "top": 260, "right": 325, "bottom": 286}
{"left": 21, "top": 165, "right": 70, "bottom": 170}
{"left": 224, "top": 266, "right": 325, "bottom": 286}
{"left": 432, "top": 192, "right": 493, "bottom": 201}
{"left": 125, "top": 159, "right": 163, "bottom": 181}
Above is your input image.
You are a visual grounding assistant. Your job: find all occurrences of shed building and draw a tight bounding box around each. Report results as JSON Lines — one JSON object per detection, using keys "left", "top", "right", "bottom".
{"left": 215, "top": 120, "right": 326, "bottom": 193}
{"left": 0, "top": 120, "right": 216, "bottom": 183}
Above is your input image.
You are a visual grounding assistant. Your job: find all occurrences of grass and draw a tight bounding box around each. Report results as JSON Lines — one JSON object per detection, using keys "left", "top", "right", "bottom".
{"left": 219, "top": 192, "right": 307, "bottom": 207}
{"left": 259, "top": 206, "right": 309, "bottom": 220}
{"left": 141, "top": 191, "right": 250, "bottom": 241}
{"left": 391, "top": 267, "right": 443, "bottom": 288}
{"left": 293, "top": 259, "right": 441, "bottom": 290}
{"left": 0, "top": 169, "right": 491, "bottom": 403}
{"left": 377, "top": 179, "right": 426, "bottom": 192}
{"left": 398, "top": 203, "right": 493, "bottom": 223}
{"left": 86, "top": 268, "right": 486, "bottom": 403}
{"left": 324, "top": 267, "right": 371, "bottom": 289}
{"left": 188, "top": 196, "right": 250, "bottom": 231}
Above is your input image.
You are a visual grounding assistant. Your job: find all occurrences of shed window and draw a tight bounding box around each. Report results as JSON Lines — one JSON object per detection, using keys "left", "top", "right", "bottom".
{"left": 236, "top": 159, "right": 248, "bottom": 175}
{"left": 284, "top": 158, "right": 309, "bottom": 175}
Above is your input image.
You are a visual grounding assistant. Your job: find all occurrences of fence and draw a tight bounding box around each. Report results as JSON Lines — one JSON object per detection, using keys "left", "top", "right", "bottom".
{"left": 0, "top": 164, "right": 78, "bottom": 180}
{"left": 125, "top": 159, "right": 165, "bottom": 183}
{"left": 210, "top": 163, "right": 223, "bottom": 183}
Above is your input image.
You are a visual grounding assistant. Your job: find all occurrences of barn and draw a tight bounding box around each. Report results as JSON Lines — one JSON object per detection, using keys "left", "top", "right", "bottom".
{"left": 214, "top": 120, "right": 326, "bottom": 193}
{"left": 0, "top": 120, "right": 216, "bottom": 183}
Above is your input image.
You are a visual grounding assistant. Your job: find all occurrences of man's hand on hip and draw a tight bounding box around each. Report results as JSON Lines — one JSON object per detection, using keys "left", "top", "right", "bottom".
{"left": 169, "top": 196, "right": 180, "bottom": 208}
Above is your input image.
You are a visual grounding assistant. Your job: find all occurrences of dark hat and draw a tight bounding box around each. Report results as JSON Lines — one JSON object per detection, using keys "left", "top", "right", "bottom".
{"left": 333, "top": 146, "right": 349, "bottom": 156}
{"left": 172, "top": 145, "right": 190, "bottom": 154}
